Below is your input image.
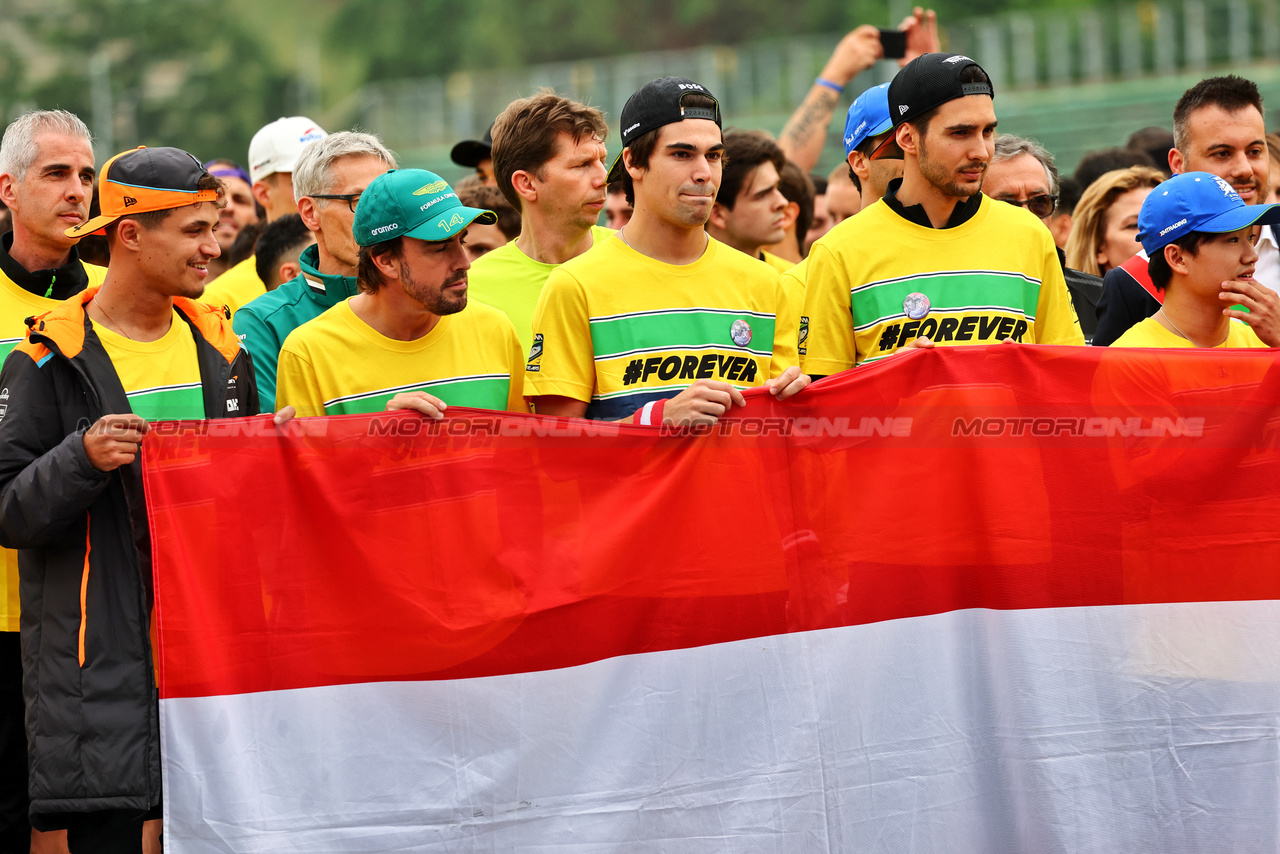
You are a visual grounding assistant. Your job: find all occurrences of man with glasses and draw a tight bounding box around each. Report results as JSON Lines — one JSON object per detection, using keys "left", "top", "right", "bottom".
{"left": 201, "top": 117, "right": 328, "bottom": 317}
{"left": 234, "top": 131, "right": 396, "bottom": 412}
{"left": 801, "top": 54, "right": 1082, "bottom": 375}
{"left": 985, "top": 134, "right": 1103, "bottom": 342}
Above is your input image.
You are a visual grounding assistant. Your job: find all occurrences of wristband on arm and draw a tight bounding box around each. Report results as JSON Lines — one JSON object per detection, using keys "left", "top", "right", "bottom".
{"left": 630, "top": 399, "right": 666, "bottom": 426}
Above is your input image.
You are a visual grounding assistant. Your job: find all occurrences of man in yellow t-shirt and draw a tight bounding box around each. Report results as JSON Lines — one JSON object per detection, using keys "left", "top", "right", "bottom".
{"left": 0, "top": 108, "right": 107, "bottom": 849}
{"left": 276, "top": 169, "right": 524, "bottom": 418}
{"left": 1111, "top": 171, "right": 1280, "bottom": 349}
{"left": 707, "top": 130, "right": 793, "bottom": 271}
{"left": 528, "top": 77, "right": 809, "bottom": 426}
{"left": 3, "top": 145, "right": 257, "bottom": 848}
{"left": 802, "top": 54, "right": 1083, "bottom": 376}
{"left": 467, "top": 91, "right": 614, "bottom": 357}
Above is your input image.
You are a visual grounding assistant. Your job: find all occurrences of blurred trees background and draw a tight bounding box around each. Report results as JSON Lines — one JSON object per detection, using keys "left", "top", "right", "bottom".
{"left": 0, "top": 0, "right": 1103, "bottom": 162}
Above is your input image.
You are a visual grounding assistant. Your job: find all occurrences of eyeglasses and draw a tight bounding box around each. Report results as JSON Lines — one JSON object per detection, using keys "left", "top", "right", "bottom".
{"left": 308, "top": 192, "right": 362, "bottom": 212}
{"left": 997, "top": 194, "right": 1057, "bottom": 219}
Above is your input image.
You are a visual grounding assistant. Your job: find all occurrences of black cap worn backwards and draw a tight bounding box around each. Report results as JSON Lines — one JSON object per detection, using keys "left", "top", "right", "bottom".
{"left": 606, "top": 77, "right": 722, "bottom": 183}
{"left": 872, "top": 53, "right": 995, "bottom": 160}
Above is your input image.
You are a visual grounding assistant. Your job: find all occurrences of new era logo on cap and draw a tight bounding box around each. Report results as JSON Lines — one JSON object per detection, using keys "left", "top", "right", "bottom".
{"left": 899, "top": 105, "right": 909, "bottom": 115}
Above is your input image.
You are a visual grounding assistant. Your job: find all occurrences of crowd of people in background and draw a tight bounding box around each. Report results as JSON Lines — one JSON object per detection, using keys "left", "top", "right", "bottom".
{"left": 1, "top": 6, "right": 1280, "bottom": 851}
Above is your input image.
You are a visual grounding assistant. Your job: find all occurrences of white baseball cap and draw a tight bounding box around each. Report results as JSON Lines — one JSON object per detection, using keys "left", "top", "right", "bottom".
{"left": 248, "top": 116, "right": 328, "bottom": 184}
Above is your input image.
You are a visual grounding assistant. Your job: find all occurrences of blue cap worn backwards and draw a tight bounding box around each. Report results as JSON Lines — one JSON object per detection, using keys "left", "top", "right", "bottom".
{"left": 1137, "top": 171, "right": 1280, "bottom": 256}
{"left": 353, "top": 168, "right": 496, "bottom": 248}
{"left": 843, "top": 83, "right": 893, "bottom": 156}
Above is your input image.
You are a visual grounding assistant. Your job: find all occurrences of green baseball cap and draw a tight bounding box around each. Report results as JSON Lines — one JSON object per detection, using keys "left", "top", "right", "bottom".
{"left": 353, "top": 168, "right": 496, "bottom": 247}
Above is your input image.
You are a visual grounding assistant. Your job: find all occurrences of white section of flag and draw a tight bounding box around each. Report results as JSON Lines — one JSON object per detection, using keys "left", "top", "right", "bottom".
{"left": 161, "top": 601, "right": 1280, "bottom": 852}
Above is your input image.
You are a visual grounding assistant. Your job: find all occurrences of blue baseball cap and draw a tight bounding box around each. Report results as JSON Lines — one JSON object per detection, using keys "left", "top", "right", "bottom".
{"left": 843, "top": 83, "right": 893, "bottom": 156}
{"left": 1137, "top": 171, "right": 1280, "bottom": 255}
{"left": 353, "top": 169, "right": 496, "bottom": 248}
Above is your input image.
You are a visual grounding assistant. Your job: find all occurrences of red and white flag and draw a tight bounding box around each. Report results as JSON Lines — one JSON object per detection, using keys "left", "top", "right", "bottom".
{"left": 144, "top": 345, "right": 1280, "bottom": 852}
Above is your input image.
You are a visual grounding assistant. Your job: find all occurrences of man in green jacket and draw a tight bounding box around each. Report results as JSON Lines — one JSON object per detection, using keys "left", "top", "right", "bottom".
{"left": 234, "top": 131, "right": 396, "bottom": 412}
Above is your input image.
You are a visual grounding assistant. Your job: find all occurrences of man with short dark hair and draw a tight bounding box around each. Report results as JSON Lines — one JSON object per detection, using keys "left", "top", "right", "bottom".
{"left": 1094, "top": 75, "right": 1276, "bottom": 346}
{"left": 604, "top": 181, "right": 633, "bottom": 230}
{"left": 234, "top": 131, "right": 396, "bottom": 412}
{"left": 985, "top": 134, "right": 1104, "bottom": 342}
{"left": 528, "top": 77, "right": 807, "bottom": 427}
{"left": 0, "top": 146, "right": 258, "bottom": 852}
{"left": 1110, "top": 171, "right": 1280, "bottom": 348}
{"left": 802, "top": 54, "right": 1082, "bottom": 374}
{"left": 759, "top": 160, "right": 814, "bottom": 265}
{"left": 455, "top": 182, "right": 519, "bottom": 262}
{"left": 254, "top": 213, "right": 314, "bottom": 291}
{"left": 706, "top": 130, "right": 790, "bottom": 270}
{"left": 467, "top": 91, "right": 611, "bottom": 354}
{"left": 825, "top": 162, "right": 861, "bottom": 224}
{"left": 275, "top": 169, "right": 523, "bottom": 417}
{"left": 0, "top": 108, "right": 104, "bottom": 850}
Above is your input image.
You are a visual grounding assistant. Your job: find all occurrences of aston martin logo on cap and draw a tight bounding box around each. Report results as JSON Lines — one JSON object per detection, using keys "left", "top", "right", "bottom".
{"left": 414, "top": 180, "right": 449, "bottom": 195}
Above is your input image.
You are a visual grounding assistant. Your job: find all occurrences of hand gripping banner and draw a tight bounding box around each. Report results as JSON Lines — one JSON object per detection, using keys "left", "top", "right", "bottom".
{"left": 144, "top": 345, "right": 1280, "bottom": 853}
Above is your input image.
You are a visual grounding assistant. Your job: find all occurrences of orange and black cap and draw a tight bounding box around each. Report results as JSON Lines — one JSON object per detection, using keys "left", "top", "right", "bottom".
{"left": 66, "top": 146, "right": 219, "bottom": 238}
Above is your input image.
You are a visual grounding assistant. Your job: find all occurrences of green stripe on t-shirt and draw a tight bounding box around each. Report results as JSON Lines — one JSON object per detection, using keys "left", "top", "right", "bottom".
{"left": 128, "top": 384, "right": 205, "bottom": 422}
{"left": 325, "top": 376, "right": 511, "bottom": 415}
{"left": 850, "top": 271, "right": 1042, "bottom": 326}
{"left": 589, "top": 309, "right": 775, "bottom": 360}
{"left": 0, "top": 338, "right": 21, "bottom": 363}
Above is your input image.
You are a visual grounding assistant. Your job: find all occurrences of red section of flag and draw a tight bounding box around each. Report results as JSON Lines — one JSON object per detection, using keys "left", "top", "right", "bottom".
{"left": 144, "top": 345, "right": 1280, "bottom": 700}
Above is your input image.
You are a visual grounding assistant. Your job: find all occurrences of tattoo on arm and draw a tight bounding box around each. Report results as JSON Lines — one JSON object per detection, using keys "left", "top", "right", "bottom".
{"left": 780, "top": 88, "right": 839, "bottom": 152}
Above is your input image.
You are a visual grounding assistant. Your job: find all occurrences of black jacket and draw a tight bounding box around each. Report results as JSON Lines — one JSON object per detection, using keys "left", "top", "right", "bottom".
{"left": 1092, "top": 259, "right": 1159, "bottom": 347}
{"left": 1057, "top": 248, "right": 1104, "bottom": 345}
{"left": 0, "top": 287, "right": 257, "bottom": 828}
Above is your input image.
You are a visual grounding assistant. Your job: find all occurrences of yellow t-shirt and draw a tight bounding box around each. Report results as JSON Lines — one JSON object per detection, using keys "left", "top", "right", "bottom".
{"left": 526, "top": 234, "right": 797, "bottom": 420}
{"left": 781, "top": 257, "right": 808, "bottom": 355}
{"left": 275, "top": 299, "right": 526, "bottom": 417}
{"left": 91, "top": 312, "right": 205, "bottom": 422}
{"left": 801, "top": 197, "right": 1083, "bottom": 374}
{"left": 1110, "top": 316, "right": 1269, "bottom": 348}
{"left": 761, "top": 250, "right": 795, "bottom": 273}
{"left": 200, "top": 256, "right": 264, "bottom": 319}
{"left": 468, "top": 226, "right": 614, "bottom": 360}
{"left": 0, "top": 263, "right": 106, "bottom": 632}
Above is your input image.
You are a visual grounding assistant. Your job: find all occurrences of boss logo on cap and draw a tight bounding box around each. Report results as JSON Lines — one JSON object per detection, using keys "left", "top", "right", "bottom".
{"left": 677, "top": 83, "right": 705, "bottom": 91}
{"left": 371, "top": 223, "right": 399, "bottom": 236}
{"left": 944, "top": 55, "right": 971, "bottom": 64}
{"left": 414, "top": 180, "right": 448, "bottom": 195}
{"left": 123, "top": 196, "right": 138, "bottom": 207}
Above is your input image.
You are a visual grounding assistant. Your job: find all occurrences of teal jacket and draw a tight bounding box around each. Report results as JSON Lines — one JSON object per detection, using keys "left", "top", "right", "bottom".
{"left": 234, "top": 244, "right": 360, "bottom": 412}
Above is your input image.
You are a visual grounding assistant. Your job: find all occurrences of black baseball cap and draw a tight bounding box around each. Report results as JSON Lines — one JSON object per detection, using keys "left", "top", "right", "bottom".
{"left": 605, "top": 77, "right": 722, "bottom": 183}
{"left": 871, "top": 53, "right": 995, "bottom": 161}
{"left": 450, "top": 124, "right": 494, "bottom": 168}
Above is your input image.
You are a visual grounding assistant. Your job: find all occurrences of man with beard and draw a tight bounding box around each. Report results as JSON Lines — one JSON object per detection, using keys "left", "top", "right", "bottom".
{"left": 526, "top": 77, "right": 807, "bottom": 426}
{"left": 234, "top": 131, "right": 395, "bottom": 412}
{"left": 1093, "top": 76, "right": 1276, "bottom": 345}
{"left": 274, "top": 169, "right": 525, "bottom": 417}
{"left": 801, "top": 53, "right": 1082, "bottom": 374}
